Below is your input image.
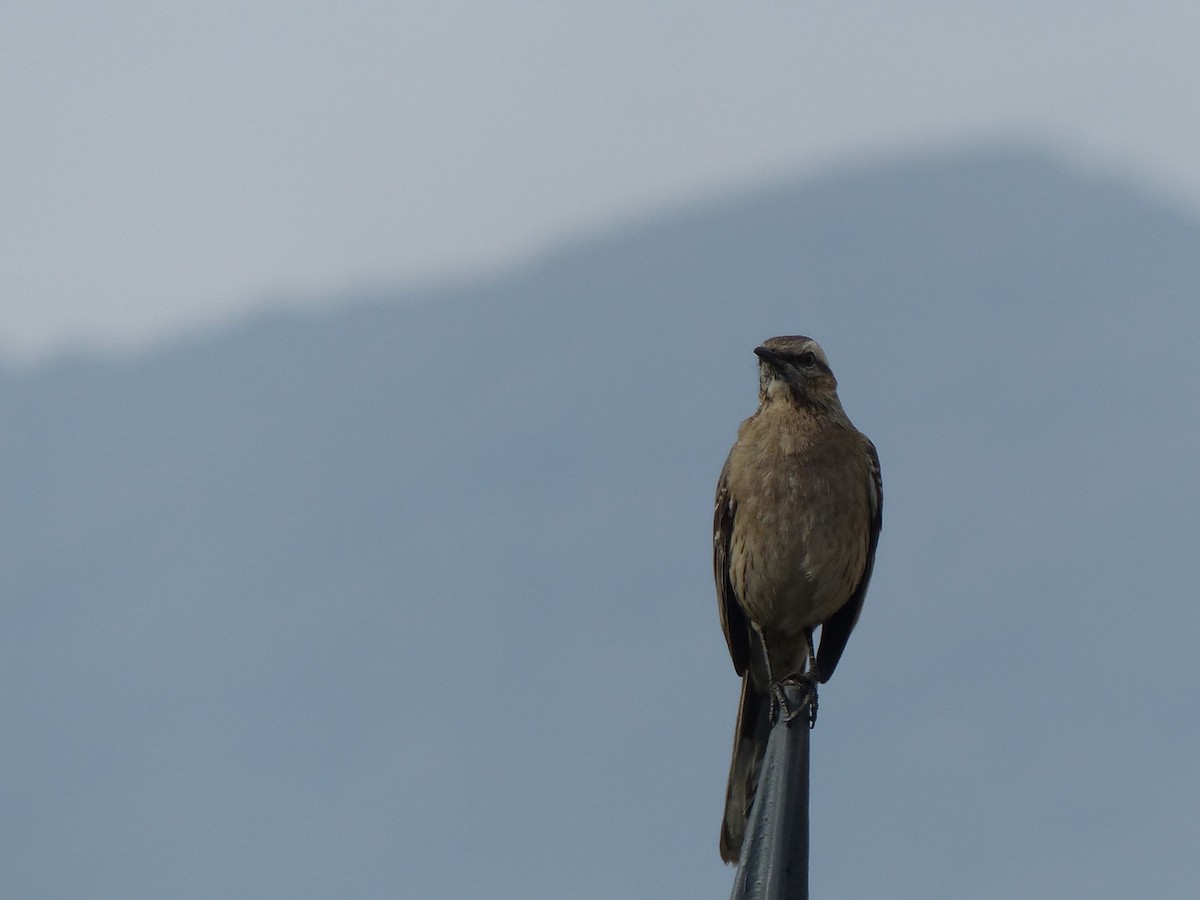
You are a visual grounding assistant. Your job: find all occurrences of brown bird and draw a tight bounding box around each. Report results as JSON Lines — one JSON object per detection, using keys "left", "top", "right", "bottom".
{"left": 714, "top": 335, "right": 882, "bottom": 864}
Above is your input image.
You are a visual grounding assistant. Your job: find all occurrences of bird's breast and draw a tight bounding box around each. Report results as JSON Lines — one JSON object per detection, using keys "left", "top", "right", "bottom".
{"left": 725, "top": 413, "right": 870, "bottom": 635}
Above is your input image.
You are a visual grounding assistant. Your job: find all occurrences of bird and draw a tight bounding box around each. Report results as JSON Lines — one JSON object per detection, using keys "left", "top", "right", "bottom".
{"left": 714, "top": 335, "right": 882, "bottom": 864}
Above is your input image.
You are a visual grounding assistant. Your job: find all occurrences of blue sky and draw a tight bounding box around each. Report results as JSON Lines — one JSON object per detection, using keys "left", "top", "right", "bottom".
{"left": 4, "top": 1, "right": 1200, "bottom": 359}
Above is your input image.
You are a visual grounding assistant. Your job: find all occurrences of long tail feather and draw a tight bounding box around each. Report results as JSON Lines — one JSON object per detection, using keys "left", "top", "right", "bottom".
{"left": 719, "top": 675, "right": 771, "bottom": 864}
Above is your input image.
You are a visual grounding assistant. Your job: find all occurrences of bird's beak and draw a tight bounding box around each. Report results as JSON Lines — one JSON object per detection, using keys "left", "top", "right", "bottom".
{"left": 754, "top": 346, "right": 785, "bottom": 368}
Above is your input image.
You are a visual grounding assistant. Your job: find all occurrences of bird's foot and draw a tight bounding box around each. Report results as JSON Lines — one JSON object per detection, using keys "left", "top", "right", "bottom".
{"left": 769, "top": 673, "right": 819, "bottom": 729}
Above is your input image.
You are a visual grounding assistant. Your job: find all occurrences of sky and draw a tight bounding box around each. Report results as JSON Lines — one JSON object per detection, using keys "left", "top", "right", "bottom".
{"left": 4, "top": 0, "right": 1200, "bottom": 361}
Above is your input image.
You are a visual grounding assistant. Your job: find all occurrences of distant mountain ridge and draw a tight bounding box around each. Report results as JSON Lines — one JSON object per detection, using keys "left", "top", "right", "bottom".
{"left": 3, "top": 149, "right": 1199, "bottom": 899}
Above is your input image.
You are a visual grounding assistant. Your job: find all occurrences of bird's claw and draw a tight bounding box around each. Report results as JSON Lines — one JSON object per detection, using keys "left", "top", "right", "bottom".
{"left": 769, "top": 673, "right": 819, "bottom": 728}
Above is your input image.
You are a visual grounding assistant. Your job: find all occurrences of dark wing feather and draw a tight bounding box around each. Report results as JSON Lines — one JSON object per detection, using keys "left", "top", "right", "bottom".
{"left": 715, "top": 458, "right": 751, "bottom": 675}
{"left": 816, "top": 438, "right": 883, "bottom": 683}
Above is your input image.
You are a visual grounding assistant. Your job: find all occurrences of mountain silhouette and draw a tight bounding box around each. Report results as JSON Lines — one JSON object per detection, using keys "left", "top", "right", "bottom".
{"left": 3, "top": 149, "right": 1198, "bottom": 898}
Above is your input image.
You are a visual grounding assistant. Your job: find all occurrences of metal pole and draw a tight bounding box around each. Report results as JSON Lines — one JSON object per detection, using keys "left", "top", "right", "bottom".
{"left": 729, "top": 682, "right": 811, "bottom": 900}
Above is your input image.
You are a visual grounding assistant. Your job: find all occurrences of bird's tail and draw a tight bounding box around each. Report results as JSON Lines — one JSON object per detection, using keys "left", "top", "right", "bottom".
{"left": 719, "top": 675, "right": 771, "bottom": 864}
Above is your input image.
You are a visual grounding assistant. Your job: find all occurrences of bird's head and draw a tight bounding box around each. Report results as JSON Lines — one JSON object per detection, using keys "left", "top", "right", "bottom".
{"left": 754, "top": 335, "right": 841, "bottom": 409}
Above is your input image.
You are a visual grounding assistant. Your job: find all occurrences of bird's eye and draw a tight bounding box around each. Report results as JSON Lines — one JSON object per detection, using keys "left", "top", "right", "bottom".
{"left": 797, "top": 351, "right": 817, "bottom": 367}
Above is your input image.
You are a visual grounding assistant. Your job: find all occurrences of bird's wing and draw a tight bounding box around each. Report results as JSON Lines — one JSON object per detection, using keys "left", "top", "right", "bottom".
{"left": 816, "top": 437, "right": 883, "bottom": 683}
{"left": 715, "top": 457, "right": 752, "bottom": 675}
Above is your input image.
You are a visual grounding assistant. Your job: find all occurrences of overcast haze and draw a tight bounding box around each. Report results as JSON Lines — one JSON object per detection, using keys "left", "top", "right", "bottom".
{"left": 5, "top": 1, "right": 1200, "bottom": 359}
{"left": 5, "top": 6, "right": 1200, "bottom": 896}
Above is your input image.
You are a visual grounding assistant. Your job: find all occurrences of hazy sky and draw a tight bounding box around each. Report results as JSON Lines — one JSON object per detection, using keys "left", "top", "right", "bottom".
{"left": 5, "top": 0, "right": 1199, "bottom": 360}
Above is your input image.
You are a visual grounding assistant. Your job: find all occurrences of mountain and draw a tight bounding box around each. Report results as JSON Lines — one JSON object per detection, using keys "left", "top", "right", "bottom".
{"left": 3, "top": 149, "right": 1199, "bottom": 898}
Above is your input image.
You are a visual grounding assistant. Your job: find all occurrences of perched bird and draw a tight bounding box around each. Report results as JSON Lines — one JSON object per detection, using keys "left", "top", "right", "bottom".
{"left": 714, "top": 335, "right": 882, "bottom": 864}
